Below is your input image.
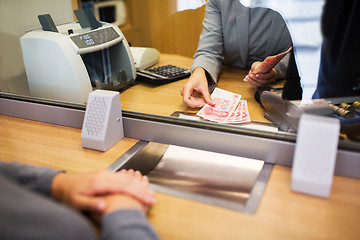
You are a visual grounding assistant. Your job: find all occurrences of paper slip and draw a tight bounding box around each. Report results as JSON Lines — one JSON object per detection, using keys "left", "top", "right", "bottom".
{"left": 253, "top": 46, "right": 292, "bottom": 74}
{"left": 197, "top": 88, "right": 242, "bottom": 123}
{"left": 225, "top": 100, "right": 251, "bottom": 124}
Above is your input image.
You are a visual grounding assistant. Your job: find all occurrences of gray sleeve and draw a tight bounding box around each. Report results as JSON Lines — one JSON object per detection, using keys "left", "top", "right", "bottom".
{"left": 268, "top": 10, "right": 293, "bottom": 80}
{"left": 274, "top": 52, "right": 290, "bottom": 80}
{"left": 102, "top": 209, "right": 159, "bottom": 240}
{"left": 191, "top": 0, "right": 224, "bottom": 92}
{"left": 0, "top": 174, "right": 97, "bottom": 240}
{"left": 0, "top": 161, "right": 61, "bottom": 196}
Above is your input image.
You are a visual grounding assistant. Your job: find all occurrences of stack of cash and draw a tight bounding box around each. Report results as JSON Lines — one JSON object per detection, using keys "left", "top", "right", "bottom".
{"left": 197, "top": 88, "right": 251, "bottom": 124}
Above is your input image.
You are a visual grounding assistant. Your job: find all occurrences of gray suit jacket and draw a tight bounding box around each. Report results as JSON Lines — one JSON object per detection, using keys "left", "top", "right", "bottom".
{"left": 192, "top": 0, "right": 293, "bottom": 91}
{"left": 0, "top": 161, "right": 159, "bottom": 240}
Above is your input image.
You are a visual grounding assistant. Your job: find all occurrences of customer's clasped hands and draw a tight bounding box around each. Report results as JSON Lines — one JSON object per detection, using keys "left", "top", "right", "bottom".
{"left": 51, "top": 168, "right": 155, "bottom": 217}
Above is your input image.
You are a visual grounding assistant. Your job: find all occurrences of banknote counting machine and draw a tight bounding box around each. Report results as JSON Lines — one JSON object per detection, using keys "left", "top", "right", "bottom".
{"left": 20, "top": 10, "right": 136, "bottom": 104}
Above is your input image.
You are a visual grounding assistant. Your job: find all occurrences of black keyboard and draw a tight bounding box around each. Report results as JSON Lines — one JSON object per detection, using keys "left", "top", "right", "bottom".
{"left": 136, "top": 65, "right": 191, "bottom": 84}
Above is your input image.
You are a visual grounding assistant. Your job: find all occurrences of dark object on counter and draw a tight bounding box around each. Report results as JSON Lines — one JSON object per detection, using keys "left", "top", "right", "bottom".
{"left": 254, "top": 86, "right": 283, "bottom": 108}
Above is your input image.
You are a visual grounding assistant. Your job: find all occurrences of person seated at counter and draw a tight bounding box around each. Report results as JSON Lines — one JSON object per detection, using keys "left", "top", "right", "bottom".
{"left": 180, "top": 0, "right": 302, "bottom": 108}
{"left": 0, "top": 161, "right": 159, "bottom": 240}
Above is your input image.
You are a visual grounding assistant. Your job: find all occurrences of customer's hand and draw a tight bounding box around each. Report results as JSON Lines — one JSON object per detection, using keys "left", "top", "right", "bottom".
{"left": 103, "top": 194, "right": 150, "bottom": 215}
{"left": 244, "top": 61, "right": 277, "bottom": 88}
{"left": 51, "top": 169, "right": 155, "bottom": 213}
{"left": 88, "top": 192, "right": 151, "bottom": 224}
{"left": 180, "top": 67, "right": 215, "bottom": 108}
{"left": 101, "top": 171, "right": 152, "bottom": 220}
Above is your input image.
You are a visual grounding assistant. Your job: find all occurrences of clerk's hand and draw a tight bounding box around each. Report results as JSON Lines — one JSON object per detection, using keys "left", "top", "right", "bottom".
{"left": 244, "top": 61, "right": 277, "bottom": 88}
{"left": 180, "top": 67, "right": 215, "bottom": 108}
{"left": 51, "top": 169, "right": 155, "bottom": 213}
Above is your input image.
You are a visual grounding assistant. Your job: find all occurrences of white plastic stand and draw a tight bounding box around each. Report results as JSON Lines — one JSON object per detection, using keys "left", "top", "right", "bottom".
{"left": 81, "top": 90, "right": 124, "bottom": 151}
{"left": 291, "top": 114, "right": 340, "bottom": 198}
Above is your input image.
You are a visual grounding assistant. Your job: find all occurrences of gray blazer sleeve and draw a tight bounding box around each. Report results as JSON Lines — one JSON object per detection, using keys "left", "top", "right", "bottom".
{"left": 274, "top": 53, "right": 290, "bottom": 79}
{"left": 191, "top": 0, "right": 224, "bottom": 92}
{"left": 192, "top": 0, "right": 294, "bottom": 92}
{"left": 0, "top": 161, "right": 61, "bottom": 196}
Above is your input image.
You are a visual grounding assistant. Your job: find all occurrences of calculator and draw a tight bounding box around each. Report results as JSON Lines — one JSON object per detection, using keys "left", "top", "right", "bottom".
{"left": 136, "top": 65, "right": 191, "bottom": 84}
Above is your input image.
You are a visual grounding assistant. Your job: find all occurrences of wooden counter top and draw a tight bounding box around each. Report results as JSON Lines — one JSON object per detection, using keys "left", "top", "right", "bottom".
{"left": 1, "top": 114, "right": 359, "bottom": 239}
{"left": 1, "top": 54, "right": 359, "bottom": 239}
{"left": 120, "top": 54, "right": 283, "bottom": 122}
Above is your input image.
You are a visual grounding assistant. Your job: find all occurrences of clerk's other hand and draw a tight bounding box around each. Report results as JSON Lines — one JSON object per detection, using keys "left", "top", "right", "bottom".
{"left": 244, "top": 61, "right": 277, "bottom": 88}
{"left": 180, "top": 67, "right": 215, "bottom": 108}
{"left": 51, "top": 169, "right": 155, "bottom": 213}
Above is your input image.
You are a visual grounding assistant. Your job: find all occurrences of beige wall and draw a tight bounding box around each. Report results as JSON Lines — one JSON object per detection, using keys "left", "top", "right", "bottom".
{"left": 121, "top": 0, "right": 205, "bottom": 58}
{"left": 0, "top": 0, "right": 205, "bottom": 95}
{"left": 0, "top": 0, "right": 75, "bottom": 95}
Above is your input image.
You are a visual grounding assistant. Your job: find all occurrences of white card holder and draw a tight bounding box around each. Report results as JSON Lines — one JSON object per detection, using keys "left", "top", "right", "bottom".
{"left": 291, "top": 114, "right": 340, "bottom": 198}
{"left": 81, "top": 90, "right": 124, "bottom": 151}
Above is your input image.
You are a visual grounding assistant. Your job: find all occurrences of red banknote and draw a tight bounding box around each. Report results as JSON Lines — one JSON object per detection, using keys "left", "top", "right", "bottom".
{"left": 225, "top": 100, "right": 251, "bottom": 124}
{"left": 197, "top": 88, "right": 241, "bottom": 123}
{"left": 253, "top": 46, "right": 293, "bottom": 74}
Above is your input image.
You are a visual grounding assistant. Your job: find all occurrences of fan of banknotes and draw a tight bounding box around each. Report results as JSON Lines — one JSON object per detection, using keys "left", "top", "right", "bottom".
{"left": 197, "top": 88, "right": 251, "bottom": 124}
{"left": 252, "top": 46, "right": 292, "bottom": 74}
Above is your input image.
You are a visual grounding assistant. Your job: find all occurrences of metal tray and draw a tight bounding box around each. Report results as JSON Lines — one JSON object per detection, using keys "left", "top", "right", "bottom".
{"left": 108, "top": 141, "right": 273, "bottom": 214}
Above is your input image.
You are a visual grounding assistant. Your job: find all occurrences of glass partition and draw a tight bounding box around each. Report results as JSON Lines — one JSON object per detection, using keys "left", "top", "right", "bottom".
{"left": 0, "top": 0, "right": 359, "bottom": 150}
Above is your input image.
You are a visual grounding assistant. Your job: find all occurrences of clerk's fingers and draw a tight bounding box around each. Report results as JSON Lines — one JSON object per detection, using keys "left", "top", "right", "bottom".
{"left": 181, "top": 83, "right": 215, "bottom": 108}
{"left": 245, "top": 70, "right": 276, "bottom": 88}
{"left": 254, "top": 69, "right": 277, "bottom": 83}
{"left": 179, "top": 86, "right": 185, "bottom": 96}
{"left": 189, "top": 95, "right": 207, "bottom": 108}
{"left": 245, "top": 75, "right": 266, "bottom": 88}
{"left": 200, "top": 88, "right": 215, "bottom": 107}
{"left": 181, "top": 86, "right": 204, "bottom": 108}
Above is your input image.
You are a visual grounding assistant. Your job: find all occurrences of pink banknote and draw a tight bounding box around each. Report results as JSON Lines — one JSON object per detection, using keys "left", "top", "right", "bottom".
{"left": 253, "top": 46, "right": 293, "bottom": 74}
{"left": 197, "top": 88, "right": 241, "bottom": 123}
{"left": 225, "top": 100, "right": 251, "bottom": 124}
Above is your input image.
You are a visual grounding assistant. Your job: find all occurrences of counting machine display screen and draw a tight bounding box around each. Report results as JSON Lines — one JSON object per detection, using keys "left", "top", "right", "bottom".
{"left": 70, "top": 27, "right": 120, "bottom": 49}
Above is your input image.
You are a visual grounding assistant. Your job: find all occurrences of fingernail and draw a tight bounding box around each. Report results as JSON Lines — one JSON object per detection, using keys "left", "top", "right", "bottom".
{"left": 147, "top": 196, "right": 156, "bottom": 204}
{"left": 96, "top": 200, "right": 106, "bottom": 211}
